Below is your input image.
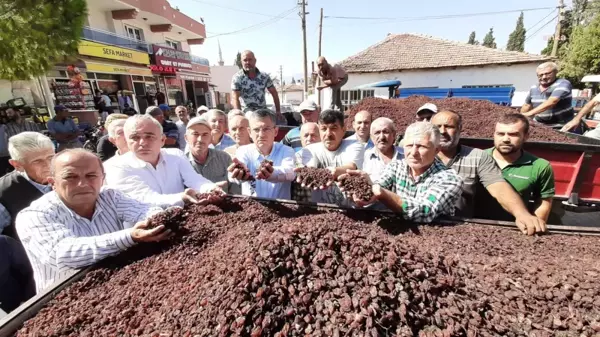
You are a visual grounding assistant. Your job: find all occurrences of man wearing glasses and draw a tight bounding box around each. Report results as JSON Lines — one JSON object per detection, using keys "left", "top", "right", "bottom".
{"left": 521, "top": 62, "right": 581, "bottom": 133}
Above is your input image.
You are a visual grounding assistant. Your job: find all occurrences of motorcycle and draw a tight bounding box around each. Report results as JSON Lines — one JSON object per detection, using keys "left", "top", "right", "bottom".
{"left": 82, "top": 119, "right": 105, "bottom": 153}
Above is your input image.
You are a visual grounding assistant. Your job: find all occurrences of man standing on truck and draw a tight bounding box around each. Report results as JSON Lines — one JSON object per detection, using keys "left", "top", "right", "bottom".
{"left": 316, "top": 56, "right": 348, "bottom": 112}
{"left": 521, "top": 62, "right": 582, "bottom": 133}
{"left": 483, "top": 114, "right": 555, "bottom": 222}
{"left": 431, "top": 110, "right": 547, "bottom": 235}
{"left": 231, "top": 50, "right": 284, "bottom": 123}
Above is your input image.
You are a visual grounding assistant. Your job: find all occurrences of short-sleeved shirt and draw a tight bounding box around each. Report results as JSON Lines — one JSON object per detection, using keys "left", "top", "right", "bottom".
{"left": 300, "top": 140, "right": 365, "bottom": 206}
{"left": 188, "top": 149, "right": 232, "bottom": 192}
{"left": 442, "top": 145, "right": 506, "bottom": 217}
{"left": 376, "top": 159, "right": 463, "bottom": 222}
{"left": 5, "top": 121, "right": 40, "bottom": 138}
{"left": 478, "top": 149, "right": 555, "bottom": 220}
{"left": 231, "top": 68, "right": 274, "bottom": 110}
{"left": 46, "top": 118, "right": 77, "bottom": 135}
{"left": 525, "top": 78, "right": 574, "bottom": 124}
{"left": 282, "top": 127, "right": 302, "bottom": 152}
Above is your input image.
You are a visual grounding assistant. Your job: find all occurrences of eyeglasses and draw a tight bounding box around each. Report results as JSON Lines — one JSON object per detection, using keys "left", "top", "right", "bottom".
{"left": 252, "top": 127, "right": 274, "bottom": 134}
{"left": 537, "top": 70, "right": 555, "bottom": 78}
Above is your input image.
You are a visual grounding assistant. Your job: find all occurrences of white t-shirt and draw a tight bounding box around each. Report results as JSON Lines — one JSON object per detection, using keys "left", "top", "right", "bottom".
{"left": 301, "top": 140, "right": 364, "bottom": 206}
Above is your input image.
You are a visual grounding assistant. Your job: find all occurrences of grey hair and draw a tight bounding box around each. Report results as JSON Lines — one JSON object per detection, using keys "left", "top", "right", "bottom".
{"left": 249, "top": 108, "right": 276, "bottom": 124}
{"left": 206, "top": 109, "right": 227, "bottom": 119}
{"left": 228, "top": 109, "right": 244, "bottom": 120}
{"left": 124, "top": 114, "right": 163, "bottom": 137}
{"left": 8, "top": 132, "right": 54, "bottom": 162}
{"left": 404, "top": 122, "right": 441, "bottom": 147}
{"left": 107, "top": 118, "right": 127, "bottom": 138}
{"left": 537, "top": 61, "right": 558, "bottom": 72}
{"left": 371, "top": 117, "right": 396, "bottom": 133}
{"left": 145, "top": 106, "right": 163, "bottom": 117}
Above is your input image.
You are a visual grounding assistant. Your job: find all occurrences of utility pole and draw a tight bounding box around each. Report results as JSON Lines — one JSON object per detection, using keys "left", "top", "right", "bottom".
{"left": 551, "top": 0, "right": 565, "bottom": 57}
{"left": 300, "top": 0, "right": 308, "bottom": 98}
{"left": 280, "top": 65, "right": 284, "bottom": 103}
{"left": 317, "top": 7, "right": 323, "bottom": 106}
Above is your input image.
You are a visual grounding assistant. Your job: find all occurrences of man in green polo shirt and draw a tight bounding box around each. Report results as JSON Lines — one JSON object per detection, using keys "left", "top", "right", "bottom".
{"left": 486, "top": 113, "right": 555, "bottom": 222}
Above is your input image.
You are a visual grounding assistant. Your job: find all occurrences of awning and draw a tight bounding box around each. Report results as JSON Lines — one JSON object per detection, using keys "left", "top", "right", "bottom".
{"left": 353, "top": 79, "right": 402, "bottom": 89}
{"left": 54, "top": 58, "right": 87, "bottom": 71}
{"left": 582, "top": 75, "right": 600, "bottom": 83}
{"left": 86, "top": 62, "right": 153, "bottom": 76}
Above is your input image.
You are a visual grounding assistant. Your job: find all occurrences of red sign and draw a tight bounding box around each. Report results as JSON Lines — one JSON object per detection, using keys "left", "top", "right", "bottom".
{"left": 152, "top": 45, "right": 192, "bottom": 71}
{"left": 149, "top": 65, "right": 176, "bottom": 73}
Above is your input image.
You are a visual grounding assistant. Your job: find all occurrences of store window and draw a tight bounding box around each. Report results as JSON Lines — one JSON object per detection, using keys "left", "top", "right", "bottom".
{"left": 165, "top": 39, "right": 180, "bottom": 50}
{"left": 125, "top": 25, "right": 144, "bottom": 41}
{"left": 131, "top": 76, "right": 145, "bottom": 82}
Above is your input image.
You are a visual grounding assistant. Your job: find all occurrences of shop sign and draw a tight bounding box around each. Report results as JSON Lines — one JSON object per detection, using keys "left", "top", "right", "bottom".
{"left": 152, "top": 45, "right": 192, "bottom": 71}
{"left": 87, "top": 62, "right": 152, "bottom": 76}
{"left": 78, "top": 41, "right": 150, "bottom": 64}
{"left": 178, "top": 73, "right": 211, "bottom": 82}
{"left": 149, "top": 65, "right": 177, "bottom": 74}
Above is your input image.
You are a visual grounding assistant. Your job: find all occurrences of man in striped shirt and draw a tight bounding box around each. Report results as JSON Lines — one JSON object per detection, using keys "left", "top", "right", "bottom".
{"left": 16, "top": 149, "right": 171, "bottom": 293}
{"left": 5, "top": 108, "right": 40, "bottom": 138}
{"left": 521, "top": 62, "right": 579, "bottom": 132}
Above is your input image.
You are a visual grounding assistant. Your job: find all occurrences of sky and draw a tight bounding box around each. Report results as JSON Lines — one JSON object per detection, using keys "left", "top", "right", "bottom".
{"left": 170, "top": 0, "right": 568, "bottom": 81}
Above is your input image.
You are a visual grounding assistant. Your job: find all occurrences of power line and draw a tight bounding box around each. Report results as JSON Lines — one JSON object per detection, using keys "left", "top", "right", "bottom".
{"left": 524, "top": 14, "right": 558, "bottom": 42}
{"left": 206, "top": 6, "right": 299, "bottom": 39}
{"left": 188, "top": 0, "right": 298, "bottom": 20}
{"left": 525, "top": 8, "right": 558, "bottom": 32}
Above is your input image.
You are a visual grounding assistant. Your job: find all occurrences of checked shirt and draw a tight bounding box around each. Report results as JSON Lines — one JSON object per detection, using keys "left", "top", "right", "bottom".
{"left": 375, "top": 159, "right": 463, "bottom": 222}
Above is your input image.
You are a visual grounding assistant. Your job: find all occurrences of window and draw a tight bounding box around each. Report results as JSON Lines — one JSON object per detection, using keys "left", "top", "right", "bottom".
{"left": 362, "top": 90, "right": 375, "bottom": 98}
{"left": 165, "top": 39, "right": 180, "bottom": 50}
{"left": 340, "top": 89, "right": 376, "bottom": 111}
{"left": 125, "top": 25, "right": 144, "bottom": 41}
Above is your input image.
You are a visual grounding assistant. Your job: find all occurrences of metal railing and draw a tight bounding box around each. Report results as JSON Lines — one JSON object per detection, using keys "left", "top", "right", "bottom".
{"left": 81, "top": 26, "right": 150, "bottom": 53}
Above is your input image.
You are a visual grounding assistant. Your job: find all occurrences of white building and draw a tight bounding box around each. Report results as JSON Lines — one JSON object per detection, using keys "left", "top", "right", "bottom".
{"left": 320, "top": 33, "right": 549, "bottom": 110}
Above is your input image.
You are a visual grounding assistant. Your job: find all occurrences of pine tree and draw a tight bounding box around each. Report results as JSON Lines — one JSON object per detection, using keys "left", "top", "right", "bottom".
{"left": 506, "top": 12, "right": 526, "bottom": 52}
{"left": 0, "top": 0, "right": 87, "bottom": 80}
{"left": 467, "top": 31, "right": 479, "bottom": 45}
{"left": 482, "top": 28, "right": 497, "bottom": 48}
{"left": 234, "top": 52, "right": 242, "bottom": 69}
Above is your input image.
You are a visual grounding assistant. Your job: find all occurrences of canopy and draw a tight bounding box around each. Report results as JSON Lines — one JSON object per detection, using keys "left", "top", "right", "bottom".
{"left": 353, "top": 79, "right": 402, "bottom": 89}
{"left": 582, "top": 75, "right": 600, "bottom": 83}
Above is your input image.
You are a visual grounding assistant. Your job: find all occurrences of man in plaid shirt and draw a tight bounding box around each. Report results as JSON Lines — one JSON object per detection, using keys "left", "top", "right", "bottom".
{"left": 340, "top": 122, "right": 463, "bottom": 222}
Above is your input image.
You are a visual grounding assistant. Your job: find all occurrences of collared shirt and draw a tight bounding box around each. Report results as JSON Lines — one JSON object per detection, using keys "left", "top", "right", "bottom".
{"left": 188, "top": 149, "right": 232, "bottom": 190}
{"left": 175, "top": 120, "right": 187, "bottom": 151}
{"left": 47, "top": 117, "right": 77, "bottom": 136}
{"left": 282, "top": 127, "right": 302, "bottom": 152}
{"left": 15, "top": 188, "right": 163, "bottom": 293}
{"left": 300, "top": 140, "right": 365, "bottom": 206}
{"left": 230, "top": 143, "right": 296, "bottom": 199}
{"left": 6, "top": 120, "right": 40, "bottom": 138}
{"left": 376, "top": 159, "right": 463, "bottom": 222}
{"left": 231, "top": 68, "right": 274, "bottom": 110}
{"left": 224, "top": 144, "right": 239, "bottom": 158}
{"left": 525, "top": 78, "right": 574, "bottom": 124}
{"left": 210, "top": 133, "right": 236, "bottom": 151}
{"left": 441, "top": 145, "right": 505, "bottom": 217}
{"left": 0, "top": 171, "right": 52, "bottom": 232}
{"left": 479, "top": 148, "right": 555, "bottom": 220}
{"left": 162, "top": 120, "right": 180, "bottom": 149}
{"left": 363, "top": 146, "right": 404, "bottom": 182}
{"left": 104, "top": 148, "right": 217, "bottom": 208}
{"left": 345, "top": 134, "right": 374, "bottom": 150}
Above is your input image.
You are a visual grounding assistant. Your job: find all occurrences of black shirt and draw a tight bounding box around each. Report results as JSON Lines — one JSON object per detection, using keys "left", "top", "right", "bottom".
{"left": 96, "top": 135, "right": 117, "bottom": 161}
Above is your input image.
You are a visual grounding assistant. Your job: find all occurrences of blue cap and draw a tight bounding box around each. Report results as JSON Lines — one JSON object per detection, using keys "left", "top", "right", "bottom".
{"left": 158, "top": 104, "right": 170, "bottom": 112}
{"left": 54, "top": 105, "right": 67, "bottom": 112}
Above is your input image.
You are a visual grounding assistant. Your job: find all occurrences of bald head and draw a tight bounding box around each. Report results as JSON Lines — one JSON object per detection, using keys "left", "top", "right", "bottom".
{"left": 241, "top": 50, "right": 257, "bottom": 72}
{"left": 317, "top": 56, "right": 329, "bottom": 72}
{"left": 352, "top": 110, "right": 372, "bottom": 143}
{"left": 229, "top": 115, "right": 251, "bottom": 146}
{"left": 300, "top": 122, "right": 320, "bottom": 147}
{"left": 51, "top": 149, "right": 103, "bottom": 177}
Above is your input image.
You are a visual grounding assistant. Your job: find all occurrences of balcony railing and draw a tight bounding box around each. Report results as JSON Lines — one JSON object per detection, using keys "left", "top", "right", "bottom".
{"left": 81, "top": 26, "right": 150, "bottom": 53}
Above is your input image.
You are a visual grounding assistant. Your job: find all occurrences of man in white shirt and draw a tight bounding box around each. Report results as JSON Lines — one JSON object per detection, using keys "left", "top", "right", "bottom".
{"left": 228, "top": 108, "right": 295, "bottom": 199}
{"left": 299, "top": 109, "right": 364, "bottom": 206}
{"left": 16, "top": 149, "right": 171, "bottom": 293}
{"left": 363, "top": 117, "right": 404, "bottom": 182}
{"left": 175, "top": 105, "right": 190, "bottom": 151}
{"left": 345, "top": 110, "right": 374, "bottom": 149}
{"left": 206, "top": 109, "right": 236, "bottom": 151}
{"left": 105, "top": 114, "right": 223, "bottom": 208}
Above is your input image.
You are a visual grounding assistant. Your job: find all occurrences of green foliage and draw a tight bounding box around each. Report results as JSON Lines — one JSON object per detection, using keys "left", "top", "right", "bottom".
{"left": 234, "top": 51, "right": 242, "bottom": 68}
{"left": 541, "top": 10, "right": 573, "bottom": 57}
{"left": 482, "top": 28, "right": 497, "bottom": 48}
{"left": 506, "top": 12, "right": 526, "bottom": 52}
{"left": 560, "top": 14, "right": 600, "bottom": 83}
{"left": 0, "top": 0, "right": 87, "bottom": 80}
{"left": 467, "top": 31, "right": 479, "bottom": 45}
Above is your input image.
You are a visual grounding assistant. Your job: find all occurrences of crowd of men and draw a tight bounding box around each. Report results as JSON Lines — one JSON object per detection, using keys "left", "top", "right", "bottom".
{"left": 0, "top": 58, "right": 564, "bottom": 314}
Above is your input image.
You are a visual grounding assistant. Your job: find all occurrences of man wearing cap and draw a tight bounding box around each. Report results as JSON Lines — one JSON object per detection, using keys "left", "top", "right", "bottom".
{"left": 281, "top": 100, "right": 320, "bottom": 152}
{"left": 185, "top": 116, "right": 232, "bottom": 193}
{"left": 345, "top": 110, "right": 374, "bottom": 149}
{"left": 147, "top": 106, "right": 179, "bottom": 149}
{"left": 175, "top": 106, "right": 190, "bottom": 152}
{"left": 47, "top": 105, "right": 82, "bottom": 151}
{"left": 196, "top": 105, "right": 209, "bottom": 117}
{"left": 96, "top": 114, "right": 128, "bottom": 161}
{"left": 416, "top": 103, "right": 438, "bottom": 122}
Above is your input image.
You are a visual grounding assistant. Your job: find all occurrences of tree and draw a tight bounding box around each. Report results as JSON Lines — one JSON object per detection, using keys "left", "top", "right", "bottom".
{"left": 560, "top": 14, "right": 600, "bottom": 84}
{"left": 0, "top": 0, "right": 87, "bottom": 80}
{"left": 291, "top": 77, "right": 296, "bottom": 84}
{"left": 506, "top": 12, "right": 526, "bottom": 52}
{"left": 234, "top": 51, "right": 242, "bottom": 69}
{"left": 482, "top": 28, "right": 497, "bottom": 48}
{"left": 467, "top": 31, "right": 479, "bottom": 45}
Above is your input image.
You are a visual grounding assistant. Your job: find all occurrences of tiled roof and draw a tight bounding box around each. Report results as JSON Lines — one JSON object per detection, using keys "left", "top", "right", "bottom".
{"left": 339, "top": 33, "right": 550, "bottom": 73}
